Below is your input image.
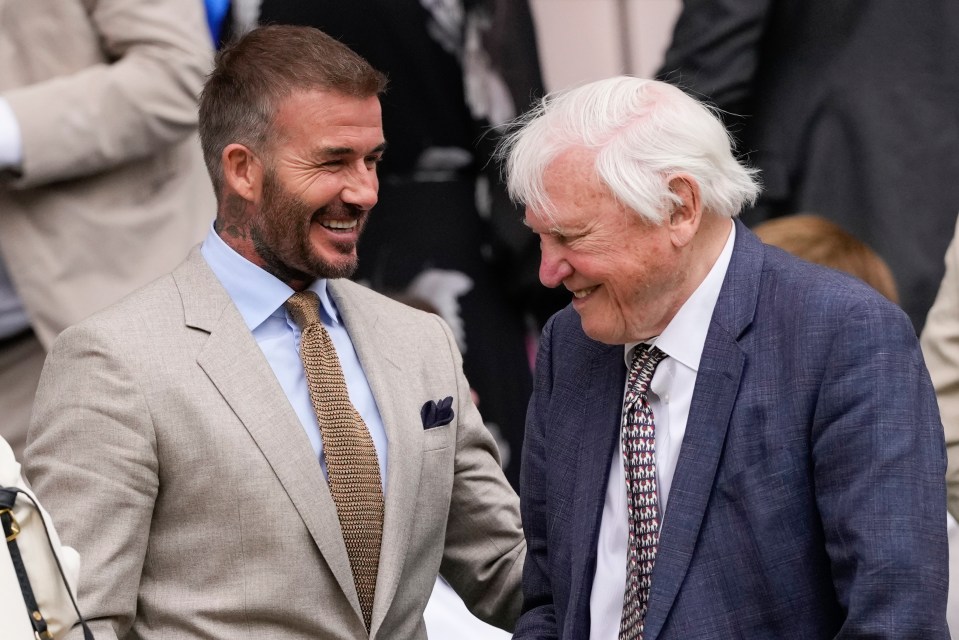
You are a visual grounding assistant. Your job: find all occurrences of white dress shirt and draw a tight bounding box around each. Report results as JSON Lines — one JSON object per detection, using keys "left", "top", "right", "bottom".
{"left": 201, "top": 226, "right": 389, "bottom": 489}
{"left": 0, "top": 98, "right": 22, "bottom": 171}
{"left": 589, "top": 221, "right": 735, "bottom": 639}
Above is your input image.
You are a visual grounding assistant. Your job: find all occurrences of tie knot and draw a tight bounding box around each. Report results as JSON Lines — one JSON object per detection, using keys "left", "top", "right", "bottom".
{"left": 285, "top": 290, "right": 322, "bottom": 329}
{"left": 628, "top": 344, "right": 666, "bottom": 396}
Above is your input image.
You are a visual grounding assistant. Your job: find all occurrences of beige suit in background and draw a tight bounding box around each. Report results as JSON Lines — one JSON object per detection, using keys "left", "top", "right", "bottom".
{"left": 921, "top": 216, "right": 959, "bottom": 521}
{"left": 25, "top": 248, "right": 524, "bottom": 640}
{"left": 0, "top": 0, "right": 215, "bottom": 454}
{"left": 919, "top": 214, "right": 959, "bottom": 638}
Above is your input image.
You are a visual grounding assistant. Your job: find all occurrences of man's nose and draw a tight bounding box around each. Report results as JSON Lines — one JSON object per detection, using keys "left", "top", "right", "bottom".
{"left": 539, "top": 243, "right": 573, "bottom": 288}
{"left": 342, "top": 165, "right": 379, "bottom": 210}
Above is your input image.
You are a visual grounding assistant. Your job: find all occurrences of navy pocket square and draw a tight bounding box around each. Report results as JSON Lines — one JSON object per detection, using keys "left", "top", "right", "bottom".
{"left": 421, "top": 396, "right": 454, "bottom": 429}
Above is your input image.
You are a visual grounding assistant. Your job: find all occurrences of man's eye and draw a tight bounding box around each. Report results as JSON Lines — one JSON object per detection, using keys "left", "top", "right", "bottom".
{"left": 540, "top": 233, "right": 567, "bottom": 247}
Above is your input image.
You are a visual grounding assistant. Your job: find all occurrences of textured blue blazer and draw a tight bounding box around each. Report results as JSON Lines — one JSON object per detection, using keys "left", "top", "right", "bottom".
{"left": 516, "top": 221, "right": 949, "bottom": 639}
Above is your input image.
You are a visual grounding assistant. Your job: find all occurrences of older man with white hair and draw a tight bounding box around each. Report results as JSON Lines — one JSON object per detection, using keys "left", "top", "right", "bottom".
{"left": 503, "top": 76, "right": 949, "bottom": 639}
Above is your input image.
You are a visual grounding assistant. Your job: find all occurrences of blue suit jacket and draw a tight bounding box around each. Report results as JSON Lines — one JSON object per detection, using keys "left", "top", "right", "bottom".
{"left": 516, "top": 222, "right": 949, "bottom": 639}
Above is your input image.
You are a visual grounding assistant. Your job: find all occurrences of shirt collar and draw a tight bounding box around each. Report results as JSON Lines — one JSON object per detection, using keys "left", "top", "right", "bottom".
{"left": 624, "top": 220, "right": 736, "bottom": 371}
{"left": 200, "top": 225, "right": 341, "bottom": 331}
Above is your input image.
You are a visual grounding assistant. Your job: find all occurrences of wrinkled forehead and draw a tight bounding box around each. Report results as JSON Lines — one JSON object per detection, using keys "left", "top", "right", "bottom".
{"left": 540, "top": 147, "right": 618, "bottom": 203}
{"left": 524, "top": 149, "right": 625, "bottom": 228}
{"left": 266, "top": 90, "right": 385, "bottom": 152}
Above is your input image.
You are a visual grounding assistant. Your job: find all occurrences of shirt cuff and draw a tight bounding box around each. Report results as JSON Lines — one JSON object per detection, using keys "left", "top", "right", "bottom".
{"left": 0, "top": 98, "right": 24, "bottom": 171}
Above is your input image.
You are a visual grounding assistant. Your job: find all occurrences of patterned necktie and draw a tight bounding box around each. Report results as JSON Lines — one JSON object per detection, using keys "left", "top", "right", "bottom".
{"left": 286, "top": 291, "right": 384, "bottom": 631}
{"left": 619, "top": 344, "right": 667, "bottom": 640}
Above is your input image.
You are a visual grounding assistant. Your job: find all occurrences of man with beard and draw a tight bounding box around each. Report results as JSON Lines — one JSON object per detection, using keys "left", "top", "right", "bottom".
{"left": 23, "top": 25, "right": 524, "bottom": 640}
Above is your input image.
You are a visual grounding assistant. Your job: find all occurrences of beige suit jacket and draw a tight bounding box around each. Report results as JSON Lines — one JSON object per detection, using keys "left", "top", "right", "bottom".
{"left": 25, "top": 249, "right": 525, "bottom": 639}
{"left": 0, "top": 0, "right": 214, "bottom": 346}
{"left": 921, "top": 214, "right": 959, "bottom": 521}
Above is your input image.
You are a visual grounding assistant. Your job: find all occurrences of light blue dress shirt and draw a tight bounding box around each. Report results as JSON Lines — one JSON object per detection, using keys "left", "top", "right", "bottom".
{"left": 201, "top": 227, "right": 389, "bottom": 490}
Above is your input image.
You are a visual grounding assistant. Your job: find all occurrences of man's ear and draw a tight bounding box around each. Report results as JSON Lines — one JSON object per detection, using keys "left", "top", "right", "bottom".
{"left": 666, "top": 173, "right": 703, "bottom": 248}
{"left": 221, "top": 143, "right": 264, "bottom": 202}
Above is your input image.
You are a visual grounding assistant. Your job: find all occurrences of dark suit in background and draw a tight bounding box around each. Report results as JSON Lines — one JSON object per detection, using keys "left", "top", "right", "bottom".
{"left": 658, "top": 0, "right": 959, "bottom": 331}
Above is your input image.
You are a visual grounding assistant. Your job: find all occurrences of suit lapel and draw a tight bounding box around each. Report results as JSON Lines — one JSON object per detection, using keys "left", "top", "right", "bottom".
{"left": 328, "top": 280, "right": 423, "bottom": 636}
{"left": 643, "top": 222, "right": 762, "bottom": 640}
{"left": 641, "top": 328, "right": 743, "bottom": 640}
{"left": 173, "top": 251, "right": 362, "bottom": 620}
{"left": 568, "top": 341, "right": 627, "bottom": 638}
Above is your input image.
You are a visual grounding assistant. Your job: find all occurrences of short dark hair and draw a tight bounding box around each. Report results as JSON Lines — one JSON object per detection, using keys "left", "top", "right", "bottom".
{"left": 199, "top": 24, "right": 388, "bottom": 195}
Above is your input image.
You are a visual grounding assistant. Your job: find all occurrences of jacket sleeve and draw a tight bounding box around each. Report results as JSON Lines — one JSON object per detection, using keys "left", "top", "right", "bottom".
{"left": 2, "top": 0, "right": 212, "bottom": 190}
{"left": 512, "top": 316, "right": 559, "bottom": 639}
{"left": 921, "top": 215, "right": 959, "bottom": 522}
{"left": 435, "top": 314, "right": 527, "bottom": 631}
{"left": 24, "top": 322, "right": 158, "bottom": 640}
{"left": 815, "top": 298, "right": 949, "bottom": 636}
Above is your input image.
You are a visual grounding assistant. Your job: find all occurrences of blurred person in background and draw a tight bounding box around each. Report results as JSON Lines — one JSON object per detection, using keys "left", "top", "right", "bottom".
{"left": 658, "top": 0, "right": 959, "bottom": 332}
{"left": 0, "top": 0, "right": 215, "bottom": 458}
{"left": 752, "top": 213, "right": 899, "bottom": 303}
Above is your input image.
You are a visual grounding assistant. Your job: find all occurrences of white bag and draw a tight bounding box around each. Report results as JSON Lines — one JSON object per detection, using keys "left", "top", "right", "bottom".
{"left": 0, "top": 435, "right": 87, "bottom": 639}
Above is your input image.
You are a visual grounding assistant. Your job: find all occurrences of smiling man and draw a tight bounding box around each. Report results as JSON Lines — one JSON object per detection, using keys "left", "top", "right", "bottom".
{"left": 502, "top": 76, "right": 949, "bottom": 639}
{"left": 24, "top": 25, "right": 523, "bottom": 640}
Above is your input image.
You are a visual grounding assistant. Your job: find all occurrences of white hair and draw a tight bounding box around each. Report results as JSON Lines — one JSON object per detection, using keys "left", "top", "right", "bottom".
{"left": 499, "top": 76, "right": 761, "bottom": 224}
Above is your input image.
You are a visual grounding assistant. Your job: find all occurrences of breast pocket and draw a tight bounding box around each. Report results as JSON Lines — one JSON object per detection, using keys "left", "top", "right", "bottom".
{"left": 423, "top": 424, "right": 453, "bottom": 451}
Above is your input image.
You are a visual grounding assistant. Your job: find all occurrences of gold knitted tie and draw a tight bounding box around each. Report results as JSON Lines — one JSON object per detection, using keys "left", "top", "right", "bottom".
{"left": 286, "top": 290, "right": 383, "bottom": 631}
